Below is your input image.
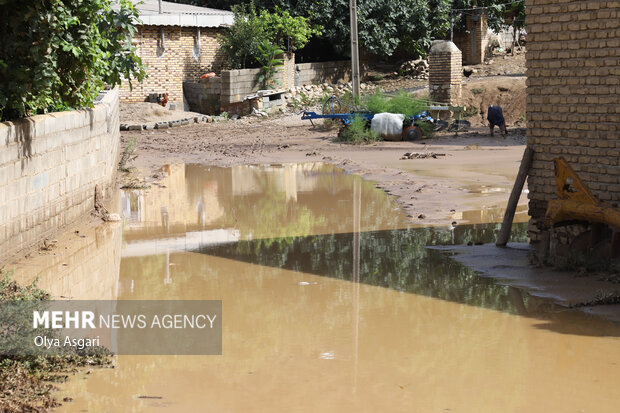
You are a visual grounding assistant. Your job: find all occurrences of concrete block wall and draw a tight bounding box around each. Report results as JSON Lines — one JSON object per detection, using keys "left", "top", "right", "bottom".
{"left": 119, "top": 25, "right": 225, "bottom": 105}
{"left": 0, "top": 88, "right": 121, "bottom": 264}
{"left": 220, "top": 59, "right": 353, "bottom": 106}
{"left": 429, "top": 41, "right": 463, "bottom": 105}
{"left": 183, "top": 78, "right": 222, "bottom": 115}
{"left": 295, "top": 61, "right": 352, "bottom": 86}
{"left": 220, "top": 68, "right": 268, "bottom": 105}
{"left": 526, "top": 0, "right": 620, "bottom": 245}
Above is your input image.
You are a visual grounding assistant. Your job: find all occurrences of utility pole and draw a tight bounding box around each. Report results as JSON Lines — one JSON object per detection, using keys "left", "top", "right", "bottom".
{"left": 159, "top": 0, "right": 163, "bottom": 13}
{"left": 349, "top": 0, "right": 360, "bottom": 99}
{"left": 450, "top": 11, "right": 454, "bottom": 42}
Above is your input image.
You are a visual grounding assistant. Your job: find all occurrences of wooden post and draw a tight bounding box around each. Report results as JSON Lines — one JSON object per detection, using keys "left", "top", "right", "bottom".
{"left": 496, "top": 146, "right": 534, "bottom": 246}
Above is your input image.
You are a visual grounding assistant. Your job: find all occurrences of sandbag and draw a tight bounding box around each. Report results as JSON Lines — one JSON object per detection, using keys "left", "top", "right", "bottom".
{"left": 370, "top": 113, "right": 405, "bottom": 141}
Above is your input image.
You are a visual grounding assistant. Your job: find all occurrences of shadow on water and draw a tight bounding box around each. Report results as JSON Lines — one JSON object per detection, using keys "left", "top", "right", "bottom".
{"left": 197, "top": 224, "right": 620, "bottom": 337}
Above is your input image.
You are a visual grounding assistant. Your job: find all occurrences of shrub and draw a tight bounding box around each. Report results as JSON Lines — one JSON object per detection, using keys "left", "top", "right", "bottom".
{"left": 256, "top": 41, "right": 284, "bottom": 88}
{"left": 220, "top": 4, "right": 321, "bottom": 70}
{"left": 0, "top": 0, "right": 146, "bottom": 120}
{"left": 337, "top": 115, "right": 379, "bottom": 144}
{"left": 363, "top": 89, "right": 427, "bottom": 118}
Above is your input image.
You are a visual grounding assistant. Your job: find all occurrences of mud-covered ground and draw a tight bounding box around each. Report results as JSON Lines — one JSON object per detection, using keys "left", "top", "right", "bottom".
{"left": 121, "top": 76, "right": 528, "bottom": 228}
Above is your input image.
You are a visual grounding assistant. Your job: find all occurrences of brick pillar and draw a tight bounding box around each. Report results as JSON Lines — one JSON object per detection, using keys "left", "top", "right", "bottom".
{"left": 468, "top": 12, "right": 488, "bottom": 64}
{"left": 428, "top": 41, "right": 462, "bottom": 106}
{"left": 278, "top": 52, "right": 295, "bottom": 90}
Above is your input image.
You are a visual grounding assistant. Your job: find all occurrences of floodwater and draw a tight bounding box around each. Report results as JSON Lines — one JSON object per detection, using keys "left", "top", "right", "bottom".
{"left": 29, "top": 163, "right": 620, "bottom": 412}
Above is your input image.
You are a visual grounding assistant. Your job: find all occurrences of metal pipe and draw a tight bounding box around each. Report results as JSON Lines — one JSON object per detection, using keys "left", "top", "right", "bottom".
{"left": 159, "top": 0, "right": 163, "bottom": 14}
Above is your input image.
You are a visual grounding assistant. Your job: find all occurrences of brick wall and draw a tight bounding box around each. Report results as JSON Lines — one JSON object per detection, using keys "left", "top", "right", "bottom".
{"left": 526, "top": 0, "right": 620, "bottom": 249}
{"left": 453, "top": 12, "right": 490, "bottom": 65}
{"left": 0, "top": 88, "right": 120, "bottom": 264}
{"left": 120, "top": 25, "right": 225, "bottom": 105}
{"left": 429, "top": 41, "right": 463, "bottom": 105}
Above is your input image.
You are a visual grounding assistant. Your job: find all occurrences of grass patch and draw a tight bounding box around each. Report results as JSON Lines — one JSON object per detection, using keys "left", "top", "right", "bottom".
{"left": 416, "top": 121, "right": 436, "bottom": 139}
{"left": 462, "top": 105, "right": 479, "bottom": 118}
{"left": 0, "top": 270, "right": 111, "bottom": 412}
{"left": 336, "top": 115, "right": 379, "bottom": 144}
{"left": 118, "top": 137, "right": 137, "bottom": 172}
{"left": 472, "top": 88, "right": 484, "bottom": 95}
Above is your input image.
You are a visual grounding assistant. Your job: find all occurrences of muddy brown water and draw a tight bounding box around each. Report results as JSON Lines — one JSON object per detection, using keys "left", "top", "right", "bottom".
{"left": 18, "top": 163, "right": 620, "bottom": 412}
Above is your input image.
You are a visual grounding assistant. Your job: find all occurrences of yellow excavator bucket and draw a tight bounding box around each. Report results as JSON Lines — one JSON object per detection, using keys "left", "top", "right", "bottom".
{"left": 544, "top": 157, "right": 620, "bottom": 231}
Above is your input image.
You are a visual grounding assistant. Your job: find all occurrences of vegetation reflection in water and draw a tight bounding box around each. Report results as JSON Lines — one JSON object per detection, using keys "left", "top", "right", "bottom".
{"left": 197, "top": 223, "right": 529, "bottom": 314}
{"left": 120, "top": 162, "right": 531, "bottom": 314}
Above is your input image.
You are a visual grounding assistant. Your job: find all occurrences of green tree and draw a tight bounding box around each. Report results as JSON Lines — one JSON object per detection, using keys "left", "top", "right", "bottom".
{"left": 219, "top": 3, "right": 266, "bottom": 69}
{"left": 174, "top": 0, "right": 524, "bottom": 59}
{"left": 258, "top": 6, "right": 322, "bottom": 52}
{"left": 0, "top": 0, "right": 146, "bottom": 120}
{"left": 219, "top": 3, "right": 321, "bottom": 69}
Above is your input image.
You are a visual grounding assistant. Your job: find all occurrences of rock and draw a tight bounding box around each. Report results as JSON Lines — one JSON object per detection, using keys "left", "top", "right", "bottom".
{"left": 144, "top": 123, "right": 156, "bottom": 130}
{"left": 105, "top": 213, "right": 121, "bottom": 222}
{"left": 418, "top": 214, "right": 426, "bottom": 219}
{"left": 155, "top": 122, "right": 169, "bottom": 129}
{"left": 127, "top": 124, "right": 143, "bottom": 131}
{"left": 230, "top": 114, "right": 239, "bottom": 120}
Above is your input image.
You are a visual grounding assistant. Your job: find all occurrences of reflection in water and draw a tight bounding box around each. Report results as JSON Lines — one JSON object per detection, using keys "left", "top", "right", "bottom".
{"left": 12, "top": 222, "right": 122, "bottom": 300}
{"left": 198, "top": 225, "right": 530, "bottom": 313}
{"left": 52, "top": 163, "right": 620, "bottom": 413}
{"left": 121, "top": 163, "right": 408, "bottom": 242}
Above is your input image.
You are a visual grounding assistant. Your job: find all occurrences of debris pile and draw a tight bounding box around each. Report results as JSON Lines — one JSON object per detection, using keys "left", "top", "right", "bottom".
{"left": 400, "top": 152, "right": 446, "bottom": 160}
{"left": 397, "top": 59, "right": 429, "bottom": 80}
{"left": 285, "top": 82, "right": 377, "bottom": 107}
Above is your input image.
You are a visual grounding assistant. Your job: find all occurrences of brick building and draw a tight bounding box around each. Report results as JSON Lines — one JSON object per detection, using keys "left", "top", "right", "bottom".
{"left": 453, "top": 11, "right": 490, "bottom": 65}
{"left": 526, "top": 0, "right": 620, "bottom": 259}
{"left": 120, "top": 0, "right": 233, "bottom": 106}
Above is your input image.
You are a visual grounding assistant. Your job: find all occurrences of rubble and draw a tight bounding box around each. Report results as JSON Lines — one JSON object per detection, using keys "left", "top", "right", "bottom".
{"left": 397, "top": 59, "right": 429, "bottom": 80}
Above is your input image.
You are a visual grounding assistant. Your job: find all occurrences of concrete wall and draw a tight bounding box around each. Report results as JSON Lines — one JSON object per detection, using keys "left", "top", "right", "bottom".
{"left": 220, "top": 68, "right": 265, "bottom": 105}
{"left": 220, "top": 59, "right": 352, "bottom": 106}
{"left": 120, "top": 25, "right": 225, "bottom": 105}
{"left": 184, "top": 78, "right": 222, "bottom": 115}
{"left": 526, "top": 0, "right": 620, "bottom": 256}
{"left": 295, "top": 60, "right": 352, "bottom": 85}
{"left": 0, "top": 88, "right": 121, "bottom": 264}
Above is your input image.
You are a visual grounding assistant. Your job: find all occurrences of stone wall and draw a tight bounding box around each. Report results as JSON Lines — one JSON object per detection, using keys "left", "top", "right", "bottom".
{"left": 0, "top": 88, "right": 121, "bottom": 264}
{"left": 526, "top": 0, "right": 620, "bottom": 257}
{"left": 120, "top": 25, "right": 225, "bottom": 105}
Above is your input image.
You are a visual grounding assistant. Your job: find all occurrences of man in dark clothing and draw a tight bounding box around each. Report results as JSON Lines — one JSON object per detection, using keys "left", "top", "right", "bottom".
{"left": 487, "top": 105, "right": 507, "bottom": 136}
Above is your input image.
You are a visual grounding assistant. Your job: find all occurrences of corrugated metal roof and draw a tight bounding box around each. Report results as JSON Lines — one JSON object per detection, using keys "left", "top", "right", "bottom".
{"left": 133, "top": 0, "right": 234, "bottom": 27}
